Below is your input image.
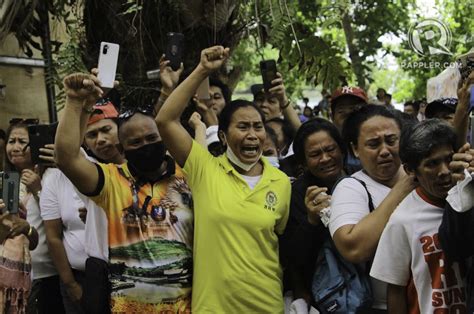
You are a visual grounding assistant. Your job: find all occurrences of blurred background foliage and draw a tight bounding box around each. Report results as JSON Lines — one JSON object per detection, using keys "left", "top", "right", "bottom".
{"left": 1, "top": 0, "right": 473, "bottom": 108}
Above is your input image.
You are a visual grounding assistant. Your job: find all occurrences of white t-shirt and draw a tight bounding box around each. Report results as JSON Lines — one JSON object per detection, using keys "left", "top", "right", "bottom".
{"left": 76, "top": 190, "right": 109, "bottom": 261}
{"left": 370, "top": 189, "right": 467, "bottom": 313}
{"left": 78, "top": 152, "right": 109, "bottom": 261}
{"left": 241, "top": 174, "right": 262, "bottom": 190}
{"left": 40, "top": 168, "right": 88, "bottom": 271}
{"left": 329, "top": 170, "right": 391, "bottom": 310}
{"left": 23, "top": 182, "right": 58, "bottom": 280}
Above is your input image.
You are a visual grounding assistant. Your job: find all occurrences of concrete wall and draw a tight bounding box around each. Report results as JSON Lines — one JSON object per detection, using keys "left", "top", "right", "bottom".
{"left": 0, "top": 35, "right": 50, "bottom": 131}
{"left": 0, "top": 4, "right": 70, "bottom": 132}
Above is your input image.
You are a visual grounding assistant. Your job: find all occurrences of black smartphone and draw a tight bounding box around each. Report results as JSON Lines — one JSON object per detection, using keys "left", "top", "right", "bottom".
{"left": 260, "top": 60, "right": 278, "bottom": 93}
{"left": 0, "top": 171, "right": 20, "bottom": 214}
{"left": 165, "top": 32, "right": 184, "bottom": 71}
{"left": 27, "top": 122, "right": 58, "bottom": 165}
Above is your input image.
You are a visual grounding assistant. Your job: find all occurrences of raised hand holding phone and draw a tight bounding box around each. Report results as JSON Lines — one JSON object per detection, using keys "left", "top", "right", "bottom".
{"left": 97, "top": 42, "right": 119, "bottom": 89}
{"left": 260, "top": 60, "right": 278, "bottom": 93}
{"left": 28, "top": 123, "right": 58, "bottom": 165}
{"left": 165, "top": 33, "right": 184, "bottom": 71}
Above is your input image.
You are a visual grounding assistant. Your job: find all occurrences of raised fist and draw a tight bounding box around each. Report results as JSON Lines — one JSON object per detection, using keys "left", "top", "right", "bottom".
{"left": 63, "top": 73, "right": 104, "bottom": 104}
{"left": 198, "top": 46, "right": 230, "bottom": 73}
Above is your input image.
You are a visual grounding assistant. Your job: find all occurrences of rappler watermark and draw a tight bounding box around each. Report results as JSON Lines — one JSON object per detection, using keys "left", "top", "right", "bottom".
{"left": 408, "top": 18, "right": 452, "bottom": 56}
{"left": 400, "top": 61, "right": 459, "bottom": 69}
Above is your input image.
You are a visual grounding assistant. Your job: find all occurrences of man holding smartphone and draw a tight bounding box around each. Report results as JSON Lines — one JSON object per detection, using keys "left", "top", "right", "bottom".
{"left": 251, "top": 73, "right": 301, "bottom": 133}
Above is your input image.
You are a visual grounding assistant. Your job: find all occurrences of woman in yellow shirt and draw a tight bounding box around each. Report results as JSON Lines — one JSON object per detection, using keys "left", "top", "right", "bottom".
{"left": 156, "top": 46, "right": 291, "bottom": 313}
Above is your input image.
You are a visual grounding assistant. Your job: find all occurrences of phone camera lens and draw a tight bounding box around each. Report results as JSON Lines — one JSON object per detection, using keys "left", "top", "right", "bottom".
{"left": 103, "top": 44, "right": 109, "bottom": 54}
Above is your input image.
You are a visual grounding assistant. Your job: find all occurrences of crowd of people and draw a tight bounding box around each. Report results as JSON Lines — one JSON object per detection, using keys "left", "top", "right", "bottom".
{"left": 0, "top": 45, "right": 473, "bottom": 314}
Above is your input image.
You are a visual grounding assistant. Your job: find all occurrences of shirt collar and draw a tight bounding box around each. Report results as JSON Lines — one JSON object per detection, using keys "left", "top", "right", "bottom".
{"left": 217, "top": 154, "right": 282, "bottom": 182}
{"left": 416, "top": 187, "right": 445, "bottom": 208}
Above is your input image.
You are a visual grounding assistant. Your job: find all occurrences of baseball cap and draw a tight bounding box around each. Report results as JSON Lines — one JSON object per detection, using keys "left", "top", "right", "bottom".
{"left": 425, "top": 98, "right": 457, "bottom": 118}
{"left": 331, "top": 86, "right": 368, "bottom": 104}
{"left": 251, "top": 84, "right": 265, "bottom": 97}
{"left": 330, "top": 86, "right": 368, "bottom": 113}
{"left": 87, "top": 99, "right": 119, "bottom": 125}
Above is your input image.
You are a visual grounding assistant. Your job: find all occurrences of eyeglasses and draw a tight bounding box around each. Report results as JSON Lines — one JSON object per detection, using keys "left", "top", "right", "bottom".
{"left": 9, "top": 118, "right": 39, "bottom": 125}
{"left": 118, "top": 105, "right": 155, "bottom": 121}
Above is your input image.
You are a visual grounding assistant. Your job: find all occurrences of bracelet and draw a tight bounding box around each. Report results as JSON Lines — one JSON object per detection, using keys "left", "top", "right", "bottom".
{"left": 281, "top": 100, "right": 291, "bottom": 109}
{"left": 27, "top": 226, "right": 33, "bottom": 237}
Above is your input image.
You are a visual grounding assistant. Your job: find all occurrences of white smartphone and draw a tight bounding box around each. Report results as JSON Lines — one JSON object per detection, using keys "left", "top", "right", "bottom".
{"left": 196, "top": 77, "right": 210, "bottom": 100}
{"left": 97, "top": 42, "right": 120, "bottom": 88}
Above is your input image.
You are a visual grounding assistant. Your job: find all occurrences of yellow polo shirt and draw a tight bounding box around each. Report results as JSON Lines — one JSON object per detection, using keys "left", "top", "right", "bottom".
{"left": 183, "top": 140, "right": 290, "bottom": 313}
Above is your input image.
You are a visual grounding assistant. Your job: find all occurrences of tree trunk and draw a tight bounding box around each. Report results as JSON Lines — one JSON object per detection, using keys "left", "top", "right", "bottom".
{"left": 341, "top": 12, "right": 366, "bottom": 90}
{"left": 82, "top": 0, "right": 243, "bottom": 106}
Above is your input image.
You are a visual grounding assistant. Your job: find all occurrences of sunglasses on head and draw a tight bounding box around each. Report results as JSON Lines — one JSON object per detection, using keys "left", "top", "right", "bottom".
{"left": 95, "top": 98, "right": 113, "bottom": 107}
{"left": 9, "top": 118, "right": 39, "bottom": 125}
{"left": 119, "top": 105, "right": 155, "bottom": 120}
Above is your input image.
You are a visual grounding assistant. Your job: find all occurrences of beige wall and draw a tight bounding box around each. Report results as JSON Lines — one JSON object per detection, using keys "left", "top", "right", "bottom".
{"left": 0, "top": 13, "right": 69, "bottom": 132}
{"left": 0, "top": 35, "right": 49, "bottom": 131}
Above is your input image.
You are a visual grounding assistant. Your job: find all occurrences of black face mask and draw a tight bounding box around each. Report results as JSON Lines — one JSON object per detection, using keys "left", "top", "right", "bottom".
{"left": 124, "top": 141, "right": 166, "bottom": 173}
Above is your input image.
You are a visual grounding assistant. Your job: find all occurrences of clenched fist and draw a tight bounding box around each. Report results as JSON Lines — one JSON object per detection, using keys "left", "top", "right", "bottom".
{"left": 63, "top": 73, "right": 104, "bottom": 105}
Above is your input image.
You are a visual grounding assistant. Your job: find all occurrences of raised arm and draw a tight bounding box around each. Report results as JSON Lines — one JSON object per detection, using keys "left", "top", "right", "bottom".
{"left": 156, "top": 46, "right": 229, "bottom": 167}
{"left": 270, "top": 72, "right": 301, "bottom": 131}
{"left": 453, "top": 71, "right": 473, "bottom": 148}
{"left": 55, "top": 73, "right": 103, "bottom": 195}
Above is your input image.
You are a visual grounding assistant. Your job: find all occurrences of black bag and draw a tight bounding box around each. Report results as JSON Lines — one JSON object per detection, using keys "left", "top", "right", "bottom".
{"left": 83, "top": 257, "right": 111, "bottom": 314}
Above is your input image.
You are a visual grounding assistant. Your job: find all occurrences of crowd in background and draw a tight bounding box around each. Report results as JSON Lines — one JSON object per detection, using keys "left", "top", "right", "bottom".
{"left": 0, "top": 45, "right": 473, "bottom": 314}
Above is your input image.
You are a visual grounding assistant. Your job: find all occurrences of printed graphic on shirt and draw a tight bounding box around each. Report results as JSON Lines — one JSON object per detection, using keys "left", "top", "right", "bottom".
{"left": 94, "top": 164, "right": 194, "bottom": 313}
{"left": 264, "top": 191, "right": 277, "bottom": 212}
{"left": 419, "top": 233, "right": 466, "bottom": 312}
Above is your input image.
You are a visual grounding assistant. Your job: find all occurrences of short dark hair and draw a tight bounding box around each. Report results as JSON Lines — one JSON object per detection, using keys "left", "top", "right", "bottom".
{"left": 265, "top": 125, "right": 279, "bottom": 150}
{"left": 117, "top": 111, "right": 155, "bottom": 142}
{"left": 293, "top": 118, "right": 346, "bottom": 165}
{"left": 265, "top": 117, "right": 295, "bottom": 148}
{"left": 209, "top": 77, "right": 231, "bottom": 105}
{"left": 342, "top": 105, "right": 401, "bottom": 157}
{"left": 400, "top": 119, "right": 458, "bottom": 171}
{"left": 0, "top": 129, "right": 6, "bottom": 141}
{"left": 218, "top": 99, "right": 265, "bottom": 135}
{"left": 411, "top": 101, "right": 421, "bottom": 112}
{"left": 405, "top": 100, "right": 420, "bottom": 113}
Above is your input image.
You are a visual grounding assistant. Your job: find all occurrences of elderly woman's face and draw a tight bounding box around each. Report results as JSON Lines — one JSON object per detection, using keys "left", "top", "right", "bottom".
{"left": 352, "top": 116, "right": 401, "bottom": 184}
{"left": 304, "top": 130, "right": 343, "bottom": 182}
{"left": 6, "top": 127, "right": 32, "bottom": 170}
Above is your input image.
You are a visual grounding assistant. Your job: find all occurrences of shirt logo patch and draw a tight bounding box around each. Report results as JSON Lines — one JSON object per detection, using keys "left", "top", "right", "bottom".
{"left": 264, "top": 191, "right": 277, "bottom": 211}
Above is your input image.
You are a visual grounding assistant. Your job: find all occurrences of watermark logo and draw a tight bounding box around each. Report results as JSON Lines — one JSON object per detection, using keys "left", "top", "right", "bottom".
{"left": 408, "top": 18, "right": 452, "bottom": 56}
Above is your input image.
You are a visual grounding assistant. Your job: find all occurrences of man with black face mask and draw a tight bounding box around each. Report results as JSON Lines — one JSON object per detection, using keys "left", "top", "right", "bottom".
{"left": 55, "top": 71, "right": 194, "bottom": 313}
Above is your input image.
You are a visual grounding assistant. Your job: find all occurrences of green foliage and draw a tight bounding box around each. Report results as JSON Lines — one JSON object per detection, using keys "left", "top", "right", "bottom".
{"left": 50, "top": 4, "right": 87, "bottom": 111}
{"left": 4, "top": 0, "right": 470, "bottom": 106}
